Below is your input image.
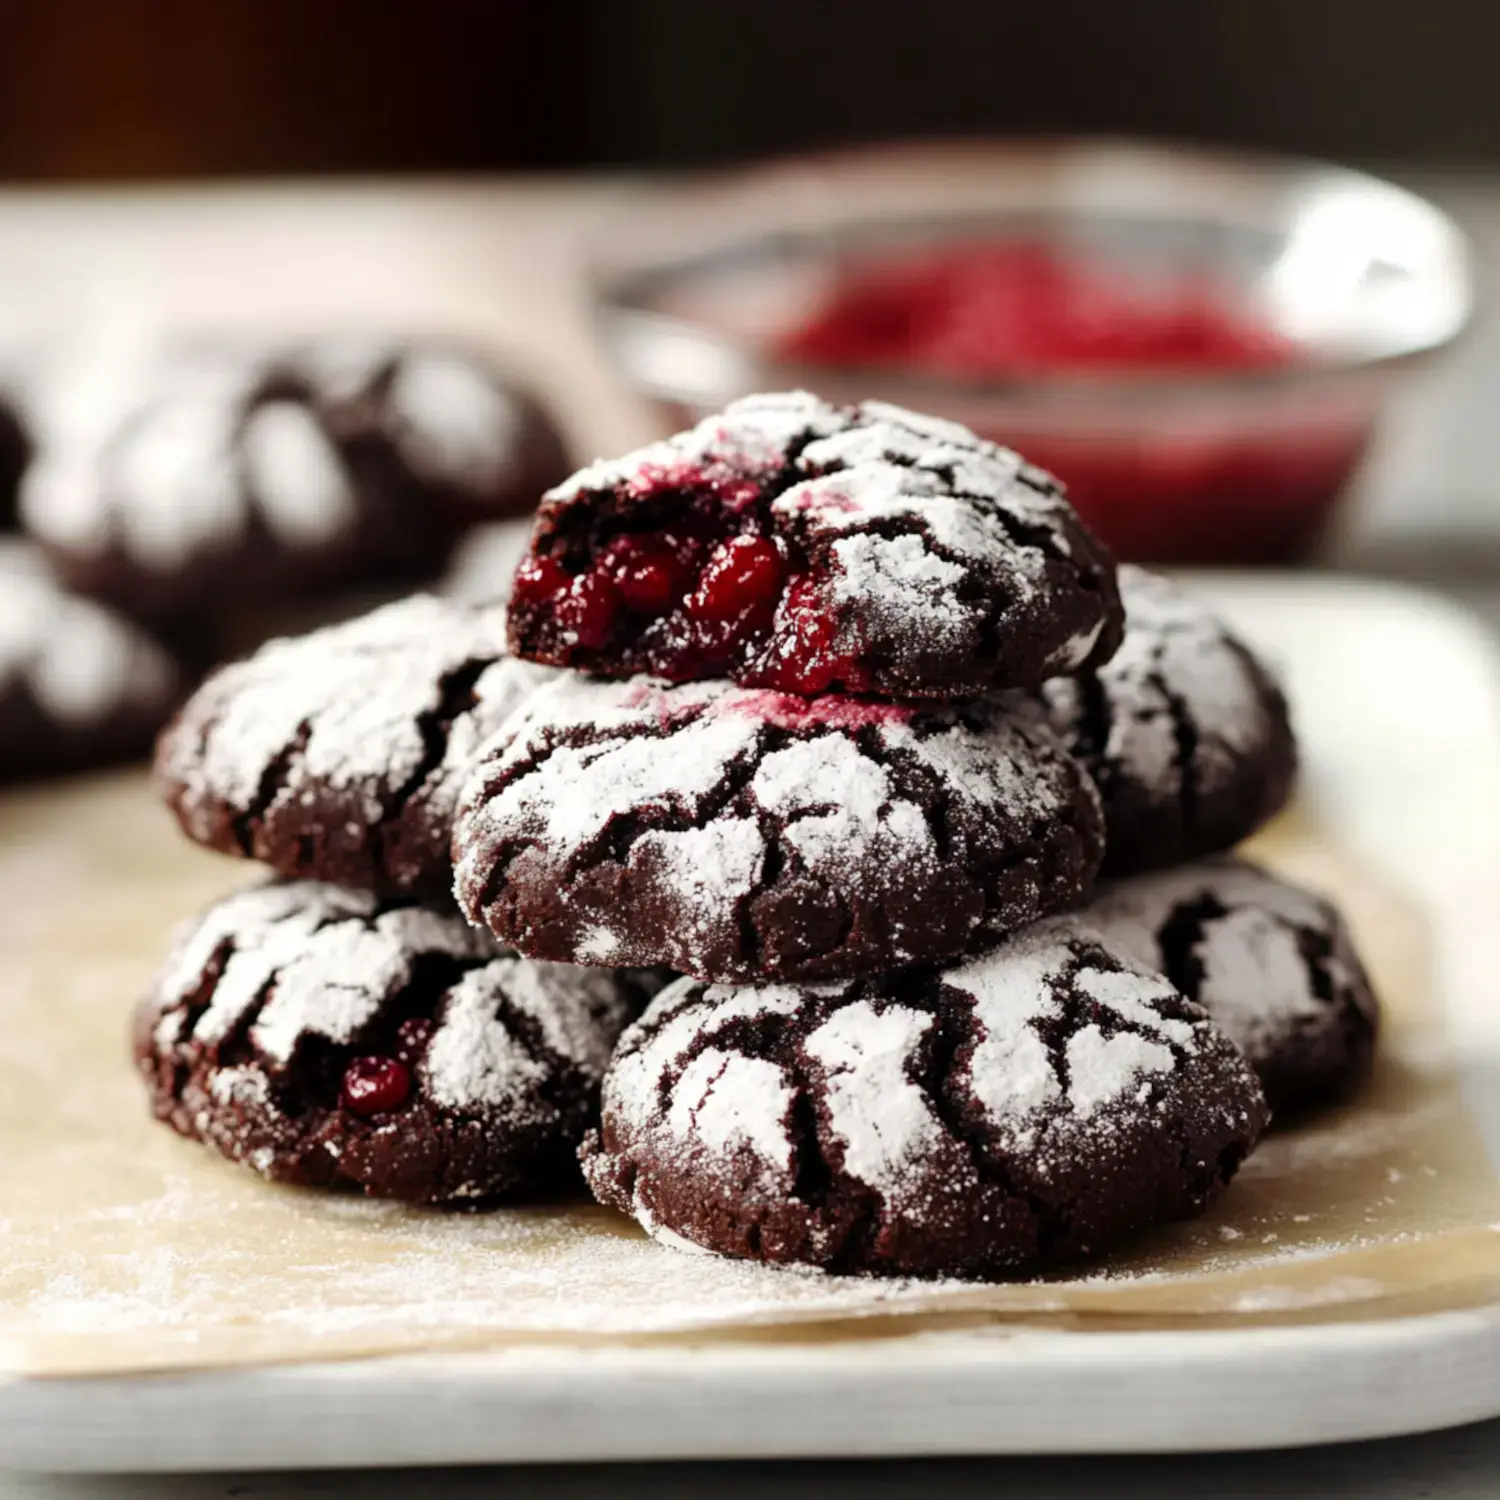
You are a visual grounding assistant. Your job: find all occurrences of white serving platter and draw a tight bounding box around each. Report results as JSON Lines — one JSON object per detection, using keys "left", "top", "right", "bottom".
{"left": 5, "top": 572, "right": 1500, "bottom": 1472}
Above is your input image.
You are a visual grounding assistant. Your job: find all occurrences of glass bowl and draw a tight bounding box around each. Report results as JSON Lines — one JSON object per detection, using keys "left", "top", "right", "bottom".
{"left": 591, "top": 140, "right": 1473, "bottom": 565}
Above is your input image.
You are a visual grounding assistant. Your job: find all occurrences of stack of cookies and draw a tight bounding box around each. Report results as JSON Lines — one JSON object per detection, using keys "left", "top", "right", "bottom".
{"left": 136, "top": 392, "right": 1379, "bottom": 1280}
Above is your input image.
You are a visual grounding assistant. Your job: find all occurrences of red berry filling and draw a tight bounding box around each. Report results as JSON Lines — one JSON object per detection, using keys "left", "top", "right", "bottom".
{"left": 761, "top": 576, "right": 865, "bottom": 695}
{"left": 687, "top": 535, "right": 786, "bottom": 621}
{"left": 340, "top": 1055, "right": 411, "bottom": 1116}
{"left": 508, "top": 470, "right": 867, "bottom": 691}
{"left": 721, "top": 689, "right": 915, "bottom": 732}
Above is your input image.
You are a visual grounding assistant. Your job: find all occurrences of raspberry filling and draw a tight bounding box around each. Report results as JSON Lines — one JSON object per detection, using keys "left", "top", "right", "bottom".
{"left": 340, "top": 1055, "right": 412, "bottom": 1116}
{"left": 509, "top": 468, "right": 868, "bottom": 691}
{"left": 719, "top": 688, "right": 916, "bottom": 733}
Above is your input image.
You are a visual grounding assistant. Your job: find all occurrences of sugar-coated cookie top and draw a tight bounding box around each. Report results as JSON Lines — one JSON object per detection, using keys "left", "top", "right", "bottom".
{"left": 149, "top": 880, "right": 633, "bottom": 1120}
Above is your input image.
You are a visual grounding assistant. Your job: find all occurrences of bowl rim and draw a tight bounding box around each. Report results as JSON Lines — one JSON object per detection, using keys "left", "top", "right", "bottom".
{"left": 591, "top": 136, "right": 1477, "bottom": 407}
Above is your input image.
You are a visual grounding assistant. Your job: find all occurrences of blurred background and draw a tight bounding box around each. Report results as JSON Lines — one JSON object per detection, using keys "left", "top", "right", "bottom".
{"left": 3, "top": 1, "right": 1498, "bottom": 177}
{"left": 4, "top": 0, "right": 1500, "bottom": 779}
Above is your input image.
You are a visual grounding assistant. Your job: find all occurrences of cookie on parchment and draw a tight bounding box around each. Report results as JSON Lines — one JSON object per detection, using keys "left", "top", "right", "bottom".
{"left": 581, "top": 920, "right": 1268, "bottom": 1278}
{"left": 24, "top": 338, "right": 568, "bottom": 623}
{"left": 157, "top": 595, "right": 552, "bottom": 897}
{"left": 1018, "top": 566, "right": 1296, "bottom": 875}
{"left": 134, "top": 880, "right": 661, "bottom": 1203}
{"left": 1086, "top": 858, "right": 1378, "bottom": 1116}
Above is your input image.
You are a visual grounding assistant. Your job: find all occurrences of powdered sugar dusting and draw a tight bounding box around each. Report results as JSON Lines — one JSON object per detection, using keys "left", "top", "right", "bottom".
{"left": 591, "top": 924, "right": 1264, "bottom": 1273}
{"left": 952, "top": 921, "right": 1199, "bottom": 1139}
{"left": 494, "top": 959, "right": 635, "bottom": 1079}
{"left": 535, "top": 390, "right": 1115, "bottom": 688}
{"left": 638, "top": 819, "right": 766, "bottom": 949}
{"left": 667, "top": 1049, "right": 796, "bottom": 1172}
{"left": 153, "top": 882, "right": 490, "bottom": 1064}
{"left": 147, "top": 880, "right": 639, "bottom": 1127}
{"left": 424, "top": 967, "right": 550, "bottom": 1116}
{"left": 457, "top": 672, "right": 1089, "bottom": 979}
{"left": 387, "top": 352, "right": 524, "bottom": 495}
{"left": 805, "top": 1001, "right": 943, "bottom": 1208}
{"left": 22, "top": 338, "right": 548, "bottom": 573}
{"left": 751, "top": 734, "right": 933, "bottom": 869}
{"left": 0, "top": 542, "right": 180, "bottom": 727}
{"left": 1087, "top": 859, "right": 1377, "bottom": 1066}
{"left": 1031, "top": 565, "right": 1289, "bottom": 810}
{"left": 1065, "top": 1028, "right": 1175, "bottom": 1116}
{"left": 241, "top": 400, "right": 358, "bottom": 545}
{"left": 162, "top": 594, "right": 549, "bottom": 878}
{"left": 827, "top": 530, "right": 969, "bottom": 653}
{"left": 552, "top": 390, "right": 841, "bottom": 502}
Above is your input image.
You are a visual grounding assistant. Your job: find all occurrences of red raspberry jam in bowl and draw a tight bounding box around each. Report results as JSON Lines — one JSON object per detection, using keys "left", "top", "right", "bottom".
{"left": 594, "top": 141, "right": 1470, "bottom": 566}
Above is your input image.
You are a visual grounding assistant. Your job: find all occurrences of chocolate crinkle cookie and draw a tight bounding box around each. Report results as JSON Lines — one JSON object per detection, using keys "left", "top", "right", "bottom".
{"left": 1086, "top": 858, "right": 1379, "bottom": 1116}
{"left": 21, "top": 337, "right": 569, "bottom": 623}
{"left": 506, "top": 390, "right": 1123, "bottom": 699}
{"left": 581, "top": 920, "right": 1268, "bottom": 1278}
{"left": 134, "top": 880, "right": 665, "bottom": 1204}
{"left": 0, "top": 540, "right": 184, "bottom": 780}
{"left": 1013, "top": 565, "right": 1296, "bottom": 875}
{"left": 157, "top": 595, "right": 553, "bottom": 897}
{"left": 453, "top": 671, "right": 1104, "bottom": 985}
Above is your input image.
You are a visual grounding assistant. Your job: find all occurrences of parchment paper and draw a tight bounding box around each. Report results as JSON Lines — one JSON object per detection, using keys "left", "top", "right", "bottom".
{"left": 2, "top": 772, "right": 1497, "bottom": 1378}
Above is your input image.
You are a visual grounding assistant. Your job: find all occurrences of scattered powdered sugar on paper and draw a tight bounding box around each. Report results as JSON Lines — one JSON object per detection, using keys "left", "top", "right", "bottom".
{"left": 2, "top": 726, "right": 1491, "bottom": 1377}
{"left": 0, "top": 542, "right": 179, "bottom": 725}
